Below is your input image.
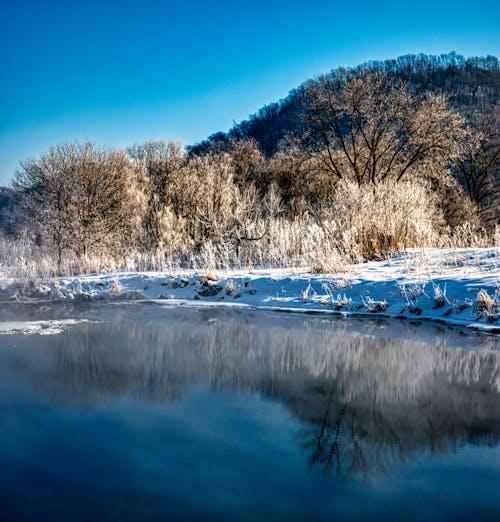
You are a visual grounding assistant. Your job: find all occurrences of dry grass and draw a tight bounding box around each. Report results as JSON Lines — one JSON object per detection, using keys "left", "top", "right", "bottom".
{"left": 474, "top": 289, "right": 500, "bottom": 322}
{"left": 1, "top": 176, "right": 498, "bottom": 281}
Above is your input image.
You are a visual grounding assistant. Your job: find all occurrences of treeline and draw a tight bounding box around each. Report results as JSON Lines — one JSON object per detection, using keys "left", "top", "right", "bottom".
{"left": 191, "top": 52, "right": 499, "bottom": 156}
{"left": 1, "top": 53, "right": 499, "bottom": 276}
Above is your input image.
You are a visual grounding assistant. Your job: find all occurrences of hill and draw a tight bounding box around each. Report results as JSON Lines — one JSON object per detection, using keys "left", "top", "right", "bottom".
{"left": 189, "top": 52, "right": 499, "bottom": 157}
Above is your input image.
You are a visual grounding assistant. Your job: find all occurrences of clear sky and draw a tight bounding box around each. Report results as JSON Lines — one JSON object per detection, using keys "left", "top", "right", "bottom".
{"left": 0, "top": 0, "right": 499, "bottom": 185}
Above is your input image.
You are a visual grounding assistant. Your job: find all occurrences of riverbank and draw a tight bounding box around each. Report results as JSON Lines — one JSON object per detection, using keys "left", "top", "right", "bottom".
{"left": 1, "top": 248, "right": 499, "bottom": 332}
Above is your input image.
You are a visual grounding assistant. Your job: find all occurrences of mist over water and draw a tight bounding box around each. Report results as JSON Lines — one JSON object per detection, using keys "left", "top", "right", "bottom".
{"left": 1, "top": 304, "right": 499, "bottom": 521}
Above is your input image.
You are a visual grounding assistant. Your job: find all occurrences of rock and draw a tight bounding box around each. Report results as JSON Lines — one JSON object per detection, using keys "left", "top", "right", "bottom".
{"left": 74, "top": 292, "right": 92, "bottom": 302}
{"left": 198, "top": 286, "right": 223, "bottom": 297}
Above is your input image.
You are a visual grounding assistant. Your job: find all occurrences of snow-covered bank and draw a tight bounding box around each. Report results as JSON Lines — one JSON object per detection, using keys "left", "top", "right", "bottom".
{"left": 1, "top": 248, "right": 499, "bottom": 332}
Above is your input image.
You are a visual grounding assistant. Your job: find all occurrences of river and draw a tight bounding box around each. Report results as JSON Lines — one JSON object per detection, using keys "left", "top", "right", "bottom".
{"left": 0, "top": 302, "right": 499, "bottom": 521}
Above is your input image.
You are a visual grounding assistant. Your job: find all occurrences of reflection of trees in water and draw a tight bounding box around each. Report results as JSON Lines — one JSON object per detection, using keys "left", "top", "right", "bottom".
{"left": 10, "top": 311, "right": 500, "bottom": 479}
{"left": 53, "top": 324, "right": 195, "bottom": 403}
{"left": 49, "top": 319, "right": 499, "bottom": 403}
{"left": 294, "top": 381, "right": 499, "bottom": 480}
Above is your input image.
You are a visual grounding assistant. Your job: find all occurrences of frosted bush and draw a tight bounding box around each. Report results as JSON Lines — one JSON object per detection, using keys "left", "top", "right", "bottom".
{"left": 329, "top": 179, "right": 442, "bottom": 259}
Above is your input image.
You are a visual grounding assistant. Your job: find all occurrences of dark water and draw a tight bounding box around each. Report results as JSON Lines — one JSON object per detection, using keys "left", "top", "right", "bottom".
{"left": 0, "top": 303, "right": 499, "bottom": 522}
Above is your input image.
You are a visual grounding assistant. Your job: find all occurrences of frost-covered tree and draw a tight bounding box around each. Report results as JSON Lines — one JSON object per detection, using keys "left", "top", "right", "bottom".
{"left": 127, "top": 140, "right": 185, "bottom": 251}
{"left": 227, "top": 138, "right": 266, "bottom": 188}
{"left": 178, "top": 152, "right": 282, "bottom": 260}
{"left": 14, "top": 142, "right": 143, "bottom": 269}
{"left": 300, "top": 69, "right": 466, "bottom": 186}
{"left": 14, "top": 145, "right": 74, "bottom": 268}
{"left": 180, "top": 152, "right": 235, "bottom": 245}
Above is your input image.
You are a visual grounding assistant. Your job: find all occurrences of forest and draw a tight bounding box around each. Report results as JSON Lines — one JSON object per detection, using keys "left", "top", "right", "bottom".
{"left": 0, "top": 52, "right": 498, "bottom": 277}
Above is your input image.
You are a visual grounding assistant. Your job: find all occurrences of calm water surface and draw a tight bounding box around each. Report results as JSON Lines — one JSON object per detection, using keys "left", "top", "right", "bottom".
{"left": 0, "top": 302, "right": 499, "bottom": 522}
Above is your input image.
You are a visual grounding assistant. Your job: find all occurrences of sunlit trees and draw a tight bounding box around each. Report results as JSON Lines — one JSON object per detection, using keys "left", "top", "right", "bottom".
{"left": 4, "top": 55, "right": 499, "bottom": 275}
{"left": 300, "top": 69, "right": 466, "bottom": 186}
{"left": 195, "top": 53, "right": 499, "bottom": 159}
{"left": 14, "top": 142, "right": 143, "bottom": 270}
{"left": 227, "top": 138, "right": 266, "bottom": 188}
{"left": 127, "top": 140, "right": 185, "bottom": 251}
{"left": 453, "top": 109, "right": 500, "bottom": 227}
{"left": 176, "top": 152, "right": 282, "bottom": 263}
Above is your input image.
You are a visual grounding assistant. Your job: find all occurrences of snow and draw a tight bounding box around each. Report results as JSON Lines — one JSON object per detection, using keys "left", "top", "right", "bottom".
{"left": 0, "top": 248, "right": 499, "bottom": 332}
{"left": 0, "top": 319, "right": 89, "bottom": 336}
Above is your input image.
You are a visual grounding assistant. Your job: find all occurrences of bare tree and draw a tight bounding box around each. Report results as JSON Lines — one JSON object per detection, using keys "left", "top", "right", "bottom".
{"left": 15, "top": 144, "right": 79, "bottom": 269}
{"left": 227, "top": 138, "right": 266, "bottom": 188}
{"left": 14, "top": 142, "right": 143, "bottom": 270}
{"left": 127, "top": 140, "right": 185, "bottom": 250}
{"left": 300, "top": 69, "right": 466, "bottom": 186}
{"left": 453, "top": 109, "right": 500, "bottom": 227}
{"left": 268, "top": 136, "right": 340, "bottom": 216}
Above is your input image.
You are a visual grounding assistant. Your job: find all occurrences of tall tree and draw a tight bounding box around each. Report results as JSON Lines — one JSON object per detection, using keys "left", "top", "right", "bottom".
{"left": 453, "top": 109, "right": 500, "bottom": 227}
{"left": 299, "top": 69, "right": 466, "bottom": 186}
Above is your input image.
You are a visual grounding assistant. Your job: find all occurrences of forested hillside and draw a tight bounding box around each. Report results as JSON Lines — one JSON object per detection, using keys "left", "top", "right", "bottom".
{"left": 190, "top": 52, "right": 499, "bottom": 157}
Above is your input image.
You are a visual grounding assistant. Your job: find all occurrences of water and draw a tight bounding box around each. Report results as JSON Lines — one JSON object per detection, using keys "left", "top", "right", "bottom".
{"left": 0, "top": 302, "right": 499, "bottom": 521}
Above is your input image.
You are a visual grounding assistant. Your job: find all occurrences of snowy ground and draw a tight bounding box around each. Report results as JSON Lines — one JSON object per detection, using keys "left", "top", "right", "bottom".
{"left": 0, "top": 248, "right": 499, "bottom": 332}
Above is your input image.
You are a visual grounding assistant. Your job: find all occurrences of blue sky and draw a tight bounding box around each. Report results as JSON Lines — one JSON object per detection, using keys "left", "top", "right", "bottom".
{"left": 0, "top": 0, "right": 499, "bottom": 185}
